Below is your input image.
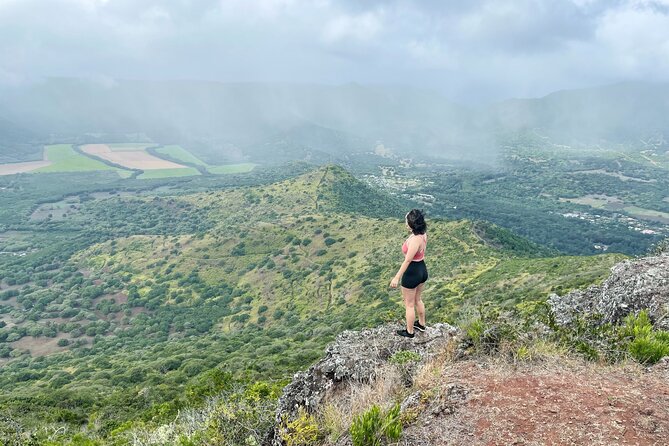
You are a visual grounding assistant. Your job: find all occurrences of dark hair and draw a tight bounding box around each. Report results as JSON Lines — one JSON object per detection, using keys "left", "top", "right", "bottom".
{"left": 406, "top": 209, "right": 427, "bottom": 235}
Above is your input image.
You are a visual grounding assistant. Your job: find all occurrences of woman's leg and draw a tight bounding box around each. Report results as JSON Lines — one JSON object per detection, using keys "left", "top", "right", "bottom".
{"left": 401, "top": 286, "right": 417, "bottom": 333}
{"left": 414, "top": 282, "right": 426, "bottom": 326}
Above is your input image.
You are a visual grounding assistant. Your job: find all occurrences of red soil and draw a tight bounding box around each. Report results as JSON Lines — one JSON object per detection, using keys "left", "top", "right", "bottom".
{"left": 405, "top": 360, "right": 669, "bottom": 445}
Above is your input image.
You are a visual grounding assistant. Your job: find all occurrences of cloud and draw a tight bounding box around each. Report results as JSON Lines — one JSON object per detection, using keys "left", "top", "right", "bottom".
{"left": 0, "top": 0, "right": 667, "bottom": 102}
{"left": 322, "top": 11, "right": 384, "bottom": 44}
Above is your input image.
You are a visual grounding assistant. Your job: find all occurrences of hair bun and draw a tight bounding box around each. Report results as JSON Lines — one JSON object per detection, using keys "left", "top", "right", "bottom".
{"left": 406, "top": 209, "right": 427, "bottom": 234}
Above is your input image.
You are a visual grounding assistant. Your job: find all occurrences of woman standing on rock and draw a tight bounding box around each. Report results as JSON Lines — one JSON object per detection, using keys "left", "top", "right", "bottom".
{"left": 390, "top": 209, "right": 428, "bottom": 338}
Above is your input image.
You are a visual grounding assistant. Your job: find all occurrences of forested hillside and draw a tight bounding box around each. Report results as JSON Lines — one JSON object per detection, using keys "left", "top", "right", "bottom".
{"left": 0, "top": 164, "right": 625, "bottom": 443}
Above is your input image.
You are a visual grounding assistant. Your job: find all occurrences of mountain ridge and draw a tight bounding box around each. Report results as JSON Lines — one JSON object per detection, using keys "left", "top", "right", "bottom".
{"left": 3, "top": 79, "right": 667, "bottom": 164}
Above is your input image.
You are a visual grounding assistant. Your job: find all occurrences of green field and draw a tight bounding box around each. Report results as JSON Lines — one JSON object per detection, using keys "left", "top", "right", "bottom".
{"left": 137, "top": 167, "right": 201, "bottom": 179}
{"left": 35, "top": 144, "right": 128, "bottom": 175}
{"left": 28, "top": 144, "right": 254, "bottom": 179}
{"left": 155, "top": 144, "right": 256, "bottom": 174}
{"left": 623, "top": 206, "right": 669, "bottom": 224}
{"left": 155, "top": 145, "right": 208, "bottom": 166}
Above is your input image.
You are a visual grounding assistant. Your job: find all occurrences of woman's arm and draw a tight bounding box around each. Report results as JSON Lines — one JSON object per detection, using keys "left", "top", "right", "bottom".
{"left": 390, "top": 237, "right": 421, "bottom": 288}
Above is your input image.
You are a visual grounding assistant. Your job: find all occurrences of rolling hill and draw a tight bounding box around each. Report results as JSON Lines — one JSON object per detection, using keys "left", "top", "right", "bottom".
{"left": 486, "top": 81, "right": 669, "bottom": 146}
{"left": 0, "top": 164, "right": 625, "bottom": 443}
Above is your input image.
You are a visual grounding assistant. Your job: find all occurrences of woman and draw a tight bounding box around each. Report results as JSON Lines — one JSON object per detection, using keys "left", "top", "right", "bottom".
{"left": 390, "top": 209, "right": 428, "bottom": 338}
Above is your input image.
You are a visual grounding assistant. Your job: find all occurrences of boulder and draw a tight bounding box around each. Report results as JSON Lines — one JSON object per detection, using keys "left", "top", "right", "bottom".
{"left": 270, "top": 322, "right": 458, "bottom": 444}
{"left": 549, "top": 254, "right": 669, "bottom": 329}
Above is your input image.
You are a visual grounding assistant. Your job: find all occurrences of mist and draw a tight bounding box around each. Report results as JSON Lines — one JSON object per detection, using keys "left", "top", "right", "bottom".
{"left": 2, "top": 0, "right": 669, "bottom": 102}
{"left": 1, "top": 0, "right": 669, "bottom": 163}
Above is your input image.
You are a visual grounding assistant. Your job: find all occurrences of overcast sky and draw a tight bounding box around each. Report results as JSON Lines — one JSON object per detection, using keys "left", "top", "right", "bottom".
{"left": 1, "top": 0, "right": 668, "bottom": 103}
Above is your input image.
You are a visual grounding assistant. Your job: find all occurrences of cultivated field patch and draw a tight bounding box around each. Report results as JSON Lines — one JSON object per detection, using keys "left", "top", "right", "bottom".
{"left": 559, "top": 194, "right": 625, "bottom": 210}
{"left": 0, "top": 160, "right": 51, "bottom": 175}
{"left": 155, "top": 144, "right": 256, "bottom": 174}
{"left": 35, "top": 144, "right": 123, "bottom": 173}
{"left": 155, "top": 145, "right": 208, "bottom": 166}
{"left": 81, "top": 144, "right": 187, "bottom": 170}
{"left": 30, "top": 196, "right": 81, "bottom": 221}
{"left": 623, "top": 206, "right": 669, "bottom": 224}
{"left": 559, "top": 195, "right": 669, "bottom": 225}
{"left": 571, "top": 169, "right": 656, "bottom": 183}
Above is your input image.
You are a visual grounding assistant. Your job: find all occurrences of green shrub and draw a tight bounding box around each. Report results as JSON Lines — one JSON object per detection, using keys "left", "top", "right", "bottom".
{"left": 465, "top": 319, "right": 485, "bottom": 346}
{"left": 621, "top": 310, "right": 653, "bottom": 339}
{"left": 280, "top": 407, "right": 321, "bottom": 446}
{"left": 622, "top": 311, "right": 669, "bottom": 364}
{"left": 350, "top": 404, "right": 401, "bottom": 446}
{"left": 629, "top": 337, "right": 669, "bottom": 364}
{"left": 389, "top": 350, "right": 421, "bottom": 365}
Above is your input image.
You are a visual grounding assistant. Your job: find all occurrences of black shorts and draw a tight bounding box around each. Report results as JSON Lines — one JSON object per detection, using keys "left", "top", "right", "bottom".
{"left": 401, "top": 260, "right": 428, "bottom": 289}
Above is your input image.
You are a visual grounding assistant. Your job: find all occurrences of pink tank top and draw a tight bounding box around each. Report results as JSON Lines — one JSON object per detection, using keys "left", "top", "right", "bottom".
{"left": 402, "top": 233, "right": 427, "bottom": 262}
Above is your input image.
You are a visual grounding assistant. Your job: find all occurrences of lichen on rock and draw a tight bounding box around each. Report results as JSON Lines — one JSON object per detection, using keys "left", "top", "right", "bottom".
{"left": 548, "top": 254, "right": 669, "bottom": 329}
{"left": 270, "top": 322, "right": 458, "bottom": 444}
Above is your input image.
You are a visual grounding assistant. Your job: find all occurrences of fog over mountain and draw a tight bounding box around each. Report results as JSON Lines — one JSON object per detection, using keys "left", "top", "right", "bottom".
{"left": 1, "top": 78, "right": 668, "bottom": 164}
{"left": 1, "top": 0, "right": 668, "bottom": 162}
{"left": 1, "top": 0, "right": 668, "bottom": 103}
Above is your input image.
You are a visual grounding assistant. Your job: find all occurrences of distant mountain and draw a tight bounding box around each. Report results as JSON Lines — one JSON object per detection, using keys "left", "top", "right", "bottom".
{"left": 0, "top": 117, "right": 42, "bottom": 163}
{"left": 1, "top": 79, "right": 668, "bottom": 163}
{"left": 487, "top": 81, "right": 669, "bottom": 146}
{"left": 0, "top": 78, "right": 474, "bottom": 163}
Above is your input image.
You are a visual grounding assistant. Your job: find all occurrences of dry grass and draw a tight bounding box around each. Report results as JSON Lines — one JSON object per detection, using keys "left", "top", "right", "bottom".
{"left": 311, "top": 335, "right": 669, "bottom": 446}
{"left": 318, "top": 364, "right": 404, "bottom": 444}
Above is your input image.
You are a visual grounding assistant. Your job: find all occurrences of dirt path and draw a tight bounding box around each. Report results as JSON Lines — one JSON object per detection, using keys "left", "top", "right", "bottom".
{"left": 404, "top": 359, "right": 669, "bottom": 445}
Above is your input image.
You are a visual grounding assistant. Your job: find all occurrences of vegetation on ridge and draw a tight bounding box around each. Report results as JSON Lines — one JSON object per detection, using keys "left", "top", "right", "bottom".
{"left": 0, "top": 164, "right": 625, "bottom": 444}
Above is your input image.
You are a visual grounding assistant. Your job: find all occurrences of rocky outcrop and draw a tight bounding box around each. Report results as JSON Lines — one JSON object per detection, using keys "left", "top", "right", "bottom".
{"left": 270, "top": 322, "right": 458, "bottom": 444}
{"left": 548, "top": 254, "right": 669, "bottom": 329}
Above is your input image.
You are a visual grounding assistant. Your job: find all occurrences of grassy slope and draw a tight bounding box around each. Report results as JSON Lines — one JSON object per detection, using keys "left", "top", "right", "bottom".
{"left": 75, "top": 165, "right": 623, "bottom": 326}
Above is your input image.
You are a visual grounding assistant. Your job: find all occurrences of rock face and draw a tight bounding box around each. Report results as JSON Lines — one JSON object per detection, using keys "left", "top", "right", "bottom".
{"left": 269, "top": 322, "right": 458, "bottom": 445}
{"left": 548, "top": 254, "right": 669, "bottom": 329}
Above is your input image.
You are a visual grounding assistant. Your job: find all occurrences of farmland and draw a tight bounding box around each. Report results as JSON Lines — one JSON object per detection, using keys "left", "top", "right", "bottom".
{"left": 81, "top": 144, "right": 188, "bottom": 170}
{"left": 355, "top": 139, "right": 669, "bottom": 255}
{"left": 0, "top": 143, "right": 257, "bottom": 179}
{"left": 35, "top": 144, "right": 124, "bottom": 174}
{"left": 0, "top": 160, "right": 51, "bottom": 175}
{"left": 155, "top": 144, "right": 257, "bottom": 174}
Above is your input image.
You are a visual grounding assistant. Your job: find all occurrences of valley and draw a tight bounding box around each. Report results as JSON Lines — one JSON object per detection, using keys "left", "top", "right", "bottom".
{"left": 0, "top": 163, "right": 625, "bottom": 442}
{"left": 356, "top": 139, "right": 669, "bottom": 255}
{"left": 0, "top": 143, "right": 256, "bottom": 180}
